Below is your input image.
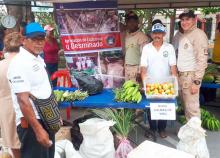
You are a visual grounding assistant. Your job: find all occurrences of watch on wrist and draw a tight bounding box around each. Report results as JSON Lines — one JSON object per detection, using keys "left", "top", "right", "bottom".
{"left": 193, "top": 80, "right": 201, "bottom": 85}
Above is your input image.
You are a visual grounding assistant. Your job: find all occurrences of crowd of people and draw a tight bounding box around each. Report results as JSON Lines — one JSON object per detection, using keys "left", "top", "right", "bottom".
{"left": 0, "top": 8, "right": 213, "bottom": 158}
{"left": 124, "top": 9, "right": 208, "bottom": 138}
{"left": 0, "top": 22, "right": 63, "bottom": 158}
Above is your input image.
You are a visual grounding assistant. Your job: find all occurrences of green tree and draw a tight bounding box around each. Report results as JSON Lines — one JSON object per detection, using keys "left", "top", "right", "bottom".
{"left": 34, "top": 11, "right": 60, "bottom": 41}
{"left": 133, "top": 9, "right": 175, "bottom": 34}
{"left": 199, "top": 7, "right": 220, "bottom": 15}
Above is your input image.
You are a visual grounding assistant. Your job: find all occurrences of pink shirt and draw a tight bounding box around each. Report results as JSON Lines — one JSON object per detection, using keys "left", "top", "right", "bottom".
{"left": 43, "top": 38, "right": 59, "bottom": 64}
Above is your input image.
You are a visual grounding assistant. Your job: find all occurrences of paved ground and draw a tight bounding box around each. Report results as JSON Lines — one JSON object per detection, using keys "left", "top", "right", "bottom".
{"left": 62, "top": 99, "right": 220, "bottom": 158}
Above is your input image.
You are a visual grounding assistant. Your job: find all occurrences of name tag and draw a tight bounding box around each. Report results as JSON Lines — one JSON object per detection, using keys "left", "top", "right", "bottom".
{"left": 11, "top": 76, "right": 24, "bottom": 83}
{"left": 150, "top": 103, "right": 176, "bottom": 120}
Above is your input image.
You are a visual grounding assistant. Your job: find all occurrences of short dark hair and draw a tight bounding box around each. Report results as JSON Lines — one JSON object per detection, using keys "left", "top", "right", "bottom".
{"left": 179, "top": 10, "right": 196, "bottom": 19}
{"left": 125, "top": 11, "right": 139, "bottom": 22}
{"left": 4, "top": 32, "right": 21, "bottom": 53}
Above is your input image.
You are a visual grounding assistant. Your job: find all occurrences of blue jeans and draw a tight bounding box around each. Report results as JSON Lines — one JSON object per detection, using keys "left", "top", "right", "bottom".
{"left": 46, "top": 63, "right": 58, "bottom": 87}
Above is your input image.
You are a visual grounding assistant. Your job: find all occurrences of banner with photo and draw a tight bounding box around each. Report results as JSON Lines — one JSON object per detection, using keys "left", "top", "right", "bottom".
{"left": 54, "top": 1, "right": 124, "bottom": 88}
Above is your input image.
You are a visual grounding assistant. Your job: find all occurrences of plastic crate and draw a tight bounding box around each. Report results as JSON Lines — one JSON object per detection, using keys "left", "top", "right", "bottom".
{"left": 144, "top": 76, "right": 178, "bottom": 99}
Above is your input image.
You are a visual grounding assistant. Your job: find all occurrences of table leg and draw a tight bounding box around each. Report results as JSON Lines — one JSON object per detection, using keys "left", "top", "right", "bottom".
{"left": 66, "top": 106, "right": 71, "bottom": 120}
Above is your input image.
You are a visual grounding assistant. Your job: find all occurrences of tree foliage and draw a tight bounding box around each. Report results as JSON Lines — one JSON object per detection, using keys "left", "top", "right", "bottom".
{"left": 34, "top": 11, "right": 59, "bottom": 40}
{"left": 199, "top": 7, "right": 220, "bottom": 15}
{"left": 133, "top": 9, "right": 175, "bottom": 34}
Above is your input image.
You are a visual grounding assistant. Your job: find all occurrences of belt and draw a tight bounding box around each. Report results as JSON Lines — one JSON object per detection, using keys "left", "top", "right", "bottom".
{"left": 178, "top": 71, "right": 195, "bottom": 76}
{"left": 125, "top": 64, "right": 139, "bottom": 66}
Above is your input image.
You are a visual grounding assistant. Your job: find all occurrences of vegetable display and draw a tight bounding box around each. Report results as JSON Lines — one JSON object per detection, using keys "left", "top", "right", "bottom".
{"left": 53, "top": 90, "right": 88, "bottom": 102}
{"left": 113, "top": 80, "right": 142, "bottom": 103}
{"left": 201, "top": 108, "right": 220, "bottom": 131}
{"left": 178, "top": 108, "right": 220, "bottom": 131}
{"left": 202, "top": 64, "right": 220, "bottom": 84}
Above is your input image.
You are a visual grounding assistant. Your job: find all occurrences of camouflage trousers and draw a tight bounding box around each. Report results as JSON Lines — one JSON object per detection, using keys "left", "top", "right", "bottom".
{"left": 178, "top": 72, "right": 201, "bottom": 120}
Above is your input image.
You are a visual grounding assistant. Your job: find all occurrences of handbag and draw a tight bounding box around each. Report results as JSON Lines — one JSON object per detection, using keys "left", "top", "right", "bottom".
{"left": 29, "top": 66, "right": 61, "bottom": 133}
{"left": 30, "top": 93, "right": 61, "bottom": 133}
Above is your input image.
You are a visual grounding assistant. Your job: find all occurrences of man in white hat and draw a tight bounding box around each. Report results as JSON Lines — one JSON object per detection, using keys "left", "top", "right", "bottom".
{"left": 140, "top": 22, "right": 177, "bottom": 138}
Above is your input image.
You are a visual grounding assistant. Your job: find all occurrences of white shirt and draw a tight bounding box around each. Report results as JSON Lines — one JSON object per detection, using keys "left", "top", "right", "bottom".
{"left": 140, "top": 42, "right": 176, "bottom": 79}
{"left": 7, "top": 47, "right": 52, "bottom": 126}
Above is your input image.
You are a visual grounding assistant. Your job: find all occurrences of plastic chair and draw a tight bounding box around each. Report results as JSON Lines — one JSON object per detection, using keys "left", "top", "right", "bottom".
{"left": 51, "top": 69, "right": 72, "bottom": 120}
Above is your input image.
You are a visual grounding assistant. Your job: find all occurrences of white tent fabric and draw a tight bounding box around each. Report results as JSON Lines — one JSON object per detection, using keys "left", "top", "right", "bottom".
{"left": 40, "top": 0, "right": 220, "bottom": 8}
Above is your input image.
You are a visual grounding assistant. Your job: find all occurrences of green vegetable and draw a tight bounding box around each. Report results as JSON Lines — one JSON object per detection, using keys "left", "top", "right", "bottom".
{"left": 91, "top": 108, "right": 134, "bottom": 138}
{"left": 113, "top": 80, "right": 142, "bottom": 103}
{"left": 53, "top": 90, "right": 88, "bottom": 102}
{"left": 202, "top": 74, "right": 215, "bottom": 83}
{"left": 178, "top": 115, "right": 187, "bottom": 125}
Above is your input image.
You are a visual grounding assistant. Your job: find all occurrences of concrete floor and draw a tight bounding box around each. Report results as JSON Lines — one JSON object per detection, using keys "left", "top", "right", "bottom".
{"left": 61, "top": 103, "right": 220, "bottom": 158}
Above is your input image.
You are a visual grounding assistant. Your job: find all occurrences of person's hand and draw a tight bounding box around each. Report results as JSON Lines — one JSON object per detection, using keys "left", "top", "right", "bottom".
{"left": 35, "top": 127, "right": 52, "bottom": 148}
{"left": 60, "top": 117, "right": 63, "bottom": 126}
{"left": 191, "top": 84, "right": 200, "bottom": 95}
{"left": 58, "top": 49, "right": 64, "bottom": 55}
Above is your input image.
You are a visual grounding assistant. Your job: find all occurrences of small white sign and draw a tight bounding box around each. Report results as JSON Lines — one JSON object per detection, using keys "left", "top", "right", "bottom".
{"left": 150, "top": 103, "right": 176, "bottom": 120}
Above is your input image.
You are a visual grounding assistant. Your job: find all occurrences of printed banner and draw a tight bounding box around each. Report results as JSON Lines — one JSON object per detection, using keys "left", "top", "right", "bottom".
{"left": 54, "top": 1, "right": 124, "bottom": 88}
{"left": 61, "top": 33, "right": 121, "bottom": 52}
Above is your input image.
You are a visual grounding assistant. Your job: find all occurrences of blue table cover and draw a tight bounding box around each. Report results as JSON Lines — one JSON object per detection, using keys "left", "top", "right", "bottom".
{"left": 201, "top": 83, "right": 220, "bottom": 89}
{"left": 54, "top": 87, "right": 177, "bottom": 109}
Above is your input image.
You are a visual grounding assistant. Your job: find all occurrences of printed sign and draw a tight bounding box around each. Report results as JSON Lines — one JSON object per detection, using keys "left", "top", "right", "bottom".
{"left": 150, "top": 103, "right": 176, "bottom": 120}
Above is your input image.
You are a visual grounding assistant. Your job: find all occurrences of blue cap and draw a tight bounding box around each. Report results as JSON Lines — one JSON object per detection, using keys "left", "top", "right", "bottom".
{"left": 25, "top": 22, "right": 46, "bottom": 38}
{"left": 152, "top": 23, "right": 166, "bottom": 33}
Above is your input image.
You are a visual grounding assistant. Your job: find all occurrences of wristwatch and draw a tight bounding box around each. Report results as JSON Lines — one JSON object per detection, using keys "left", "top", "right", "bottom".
{"left": 193, "top": 80, "right": 201, "bottom": 85}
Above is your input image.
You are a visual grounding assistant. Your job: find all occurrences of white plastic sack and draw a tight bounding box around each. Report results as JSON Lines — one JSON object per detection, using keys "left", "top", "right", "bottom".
{"left": 79, "top": 118, "right": 115, "bottom": 158}
{"left": 177, "top": 117, "right": 210, "bottom": 158}
{"left": 128, "top": 140, "right": 194, "bottom": 158}
{"left": 55, "top": 139, "right": 83, "bottom": 158}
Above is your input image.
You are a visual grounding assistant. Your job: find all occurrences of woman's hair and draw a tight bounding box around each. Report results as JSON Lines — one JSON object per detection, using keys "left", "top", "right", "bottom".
{"left": 4, "top": 32, "right": 21, "bottom": 53}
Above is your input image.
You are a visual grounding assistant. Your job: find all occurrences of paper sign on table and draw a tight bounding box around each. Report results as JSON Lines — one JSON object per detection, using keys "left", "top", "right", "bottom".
{"left": 150, "top": 103, "right": 176, "bottom": 120}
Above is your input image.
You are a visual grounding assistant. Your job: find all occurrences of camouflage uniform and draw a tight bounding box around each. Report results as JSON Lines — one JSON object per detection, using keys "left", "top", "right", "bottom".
{"left": 177, "top": 25, "right": 208, "bottom": 120}
{"left": 125, "top": 30, "right": 148, "bottom": 81}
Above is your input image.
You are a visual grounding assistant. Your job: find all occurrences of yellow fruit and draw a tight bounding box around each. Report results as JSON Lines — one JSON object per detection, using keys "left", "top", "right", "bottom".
{"left": 165, "top": 89, "right": 170, "bottom": 94}
{"left": 158, "top": 85, "right": 162, "bottom": 90}
{"left": 162, "top": 84, "right": 168, "bottom": 90}
{"left": 150, "top": 85, "right": 155, "bottom": 91}
{"left": 154, "top": 89, "right": 159, "bottom": 94}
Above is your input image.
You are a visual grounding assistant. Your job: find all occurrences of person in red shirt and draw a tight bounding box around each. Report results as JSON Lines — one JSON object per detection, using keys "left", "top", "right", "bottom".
{"left": 43, "top": 25, "right": 63, "bottom": 86}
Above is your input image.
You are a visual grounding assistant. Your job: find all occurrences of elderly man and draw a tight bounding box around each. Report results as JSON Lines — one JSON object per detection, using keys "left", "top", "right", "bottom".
{"left": 7, "top": 22, "right": 56, "bottom": 158}
{"left": 177, "top": 10, "right": 208, "bottom": 120}
{"left": 140, "top": 22, "right": 177, "bottom": 138}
